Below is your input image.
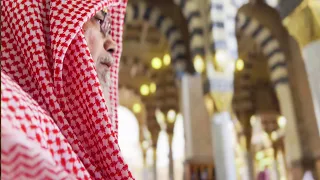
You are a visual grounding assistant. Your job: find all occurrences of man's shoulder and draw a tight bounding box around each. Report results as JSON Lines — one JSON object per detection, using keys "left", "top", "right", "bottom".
{"left": 1, "top": 71, "right": 52, "bottom": 119}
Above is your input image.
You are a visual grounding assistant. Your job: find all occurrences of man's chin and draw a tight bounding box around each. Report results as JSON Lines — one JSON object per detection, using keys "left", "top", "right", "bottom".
{"left": 96, "top": 70, "right": 107, "bottom": 83}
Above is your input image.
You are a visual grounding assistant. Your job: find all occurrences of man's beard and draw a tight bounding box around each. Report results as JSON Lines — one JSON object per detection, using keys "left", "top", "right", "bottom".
{"left": 97, "top": 67, "right": 113, "bottom": 120}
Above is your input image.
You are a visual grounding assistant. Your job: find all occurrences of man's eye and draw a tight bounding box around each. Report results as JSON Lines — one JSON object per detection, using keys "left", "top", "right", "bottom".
{"left": 94, "top": 17, "right": 103, "bottom": 25}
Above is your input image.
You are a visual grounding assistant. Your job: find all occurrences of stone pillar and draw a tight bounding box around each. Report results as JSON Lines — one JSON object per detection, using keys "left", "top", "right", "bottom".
{"left": 246, "top": 151, "right": 255, "bottom": 180}
{"left": 271, "top": 160, "right": 279, "bottom": 180}
{"left": 271, "top": 145, "right": 280, "bottom": 180}
{"left": 209, "top": 75, "right": 238, "bottom": 180}
{"left": 238, "top": 112, "right": 255, "bottom": 180}
{"left": 181, "top": 74, "right": 213, "bottom": 159}
{"left": 152, "top": 147, "right": 157, "bottom": 180}
{"left": 141, "top": 144, "right": 151, "bottom": 180}
{"left": 168, "top": 133, "right": 174, "bottom": 180}
{"left": 163, "top": 109, "right": 176, "bottom": 180}
{"left": 142, "top": 168, "right": 149, "bottom": 180}
{"left": 212, "top": 112, "right": 237, "bottom": 180}
{"left": 180, "top": 74, "right": 214, "bottom": 178}
{"left": 150, "top": 128, "right": 160, "bottom": 180}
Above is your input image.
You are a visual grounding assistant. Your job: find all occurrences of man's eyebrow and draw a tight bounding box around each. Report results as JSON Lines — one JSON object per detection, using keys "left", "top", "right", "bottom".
{"left": 101, "top": 10, "right": 107, "bottom": 17}
{"left": 95, "top": 11, "right": 105, "bottom": 19}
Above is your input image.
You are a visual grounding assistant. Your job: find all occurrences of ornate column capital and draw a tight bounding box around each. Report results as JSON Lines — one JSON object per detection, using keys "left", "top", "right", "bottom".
{"left": 205, "top": 75, "right": 234, "bottom": 113}
{"left": 211, "top": 91, "right": 233, "bottom": 113}
{"left": 283, "top": 1, "right": 320, "bottom": 48}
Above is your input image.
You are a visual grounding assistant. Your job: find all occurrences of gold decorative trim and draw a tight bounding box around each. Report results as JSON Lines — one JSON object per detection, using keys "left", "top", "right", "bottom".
{"left": 283, "top": 0, "right": 320, "bottom": 48}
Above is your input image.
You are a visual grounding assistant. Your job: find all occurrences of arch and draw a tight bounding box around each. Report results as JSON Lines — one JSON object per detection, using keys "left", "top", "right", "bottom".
{"left": 118, "top": 86, "right": 145, "bottom": 110}
{"left": 172, "top": 0, "right": 205, "bottom": 57}
{"left": 118, "top": 106, "right": 144, "bottom": 179}
{"left": 207, "top": 0, "right": 280, "bottom": 58}
{"left": 233, "top": 60, "right": 253, "bottom": 113}
{"left": 126, "top": 2, "right": 188, "bottom": 77}
{"left": 208, "top": 0, "right": 247, "bottom": 59}
{"left": 235, "top": 11, "right": 302, "bottom": 162}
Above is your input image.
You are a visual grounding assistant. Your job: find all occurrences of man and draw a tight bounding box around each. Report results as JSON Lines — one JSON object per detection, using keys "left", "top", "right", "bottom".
{"left": 83, "top": 8, "right": 117, "bottom": 120}
{"left": 1, "top": 0, "right": 133, "bottom": 179}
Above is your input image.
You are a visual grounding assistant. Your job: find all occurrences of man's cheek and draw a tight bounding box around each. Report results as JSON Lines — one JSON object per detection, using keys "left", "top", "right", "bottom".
{"left": 85, "top": 29, "right": 98, "bottom": 51}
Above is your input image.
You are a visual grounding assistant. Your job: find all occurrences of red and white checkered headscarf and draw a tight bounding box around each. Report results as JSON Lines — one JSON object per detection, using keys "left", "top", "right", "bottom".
{"left": 1, "top": 0, "right": 133, "bottom": 179}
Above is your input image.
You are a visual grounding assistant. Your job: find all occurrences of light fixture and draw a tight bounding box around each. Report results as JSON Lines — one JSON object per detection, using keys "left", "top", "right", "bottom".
{"left": 250, "top": 115, "right": 256, "bottom": 126}
{"left": 140, "top": 84, "right": 150, "bottom": 96}
{"left": 151, "top": 57, "right": 162, "bottom": 69}
{"left": 215, "top": 50, "right": 228, "bottom": 67}
{"left": 155, "top": 109, "right": 165, "bottom": 126}
{"left": 193, "top": 55, "right": 205, "bottom": 73}
{"left": 277, "top": 116, "right": 286, "bottom": 129}
{"left": 236, "top": 58, "right": 244, "bottom": 71}
{"left": 163, "top": 54, "right": 171, "bottom": 66}
{"left": 150, "top": 82, "right": 156, "bottom": 93}
{"left": 167, "top": 109, "right": 176, "bottom": 123}
{"left": 271, "top": 131, "right": 277, "bottom": 141}
{"left": 133, "top": 103, "right": 141, "bottom": 113}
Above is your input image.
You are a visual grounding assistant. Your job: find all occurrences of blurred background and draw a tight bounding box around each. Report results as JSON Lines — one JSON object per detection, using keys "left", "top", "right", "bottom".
{"left": 117, "top": 0, "right": 320, "bottom": 179}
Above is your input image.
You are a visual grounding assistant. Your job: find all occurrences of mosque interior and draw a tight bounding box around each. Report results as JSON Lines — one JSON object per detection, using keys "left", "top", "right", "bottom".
{"left": 116, "top": 0, "right": 320, "bottom": 179}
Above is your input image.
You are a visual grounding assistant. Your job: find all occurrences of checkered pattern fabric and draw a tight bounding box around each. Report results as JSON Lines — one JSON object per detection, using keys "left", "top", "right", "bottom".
{"left": 1, "top": 0, "right": 133, "bottom": 179}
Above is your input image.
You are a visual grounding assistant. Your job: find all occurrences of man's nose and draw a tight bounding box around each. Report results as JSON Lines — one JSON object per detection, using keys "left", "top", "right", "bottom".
{"left": 104, "top": 35, "right": 117, "bottom": 54}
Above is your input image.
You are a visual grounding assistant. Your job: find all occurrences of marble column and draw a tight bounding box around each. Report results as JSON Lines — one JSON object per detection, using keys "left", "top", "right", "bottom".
{"left": 149, "top": 120, "right": 160, "bottom": 180}
{"left": 244, "top": 118, "right": 255, "bottom": 180}
{"left": 180, "top": 74, "right": 213, "bottom": 159}
{"left": 141, "top": 148, "right": 149, "bottom": 180}
{"left": 164, "top": 110, "right": 176, "bottom": 180}
{"left": 209, "top": 75, "right": 238, "bottom": 180}
{"left": 180, "top": 74, "right": 214, "bottom": 178}
{"left": 212, "top": 112, "right": 237, "bottom": 180}
{"left": 152, "top": 147, "right": 157, "bottom": 180}
{"left": 246, "top": 152, "right": 255, "bottom": 180}
{"left": 271, "top": 159, "right": 280, "bottom": 180}
{"left": 168, "top": 133, "right": 174, "bottom": 180}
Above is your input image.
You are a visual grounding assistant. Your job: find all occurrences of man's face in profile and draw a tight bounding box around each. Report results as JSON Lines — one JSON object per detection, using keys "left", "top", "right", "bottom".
{"left": 83, "top": 10, "right": 116, "bottom": 111}
{"left": 83, "top": 10, "right": 116, "bottom": 81}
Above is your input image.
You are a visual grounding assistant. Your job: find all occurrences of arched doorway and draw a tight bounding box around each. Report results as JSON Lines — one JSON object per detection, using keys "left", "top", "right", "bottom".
{"left": 118, "top": 106, "right": 144, "bottom": 179}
